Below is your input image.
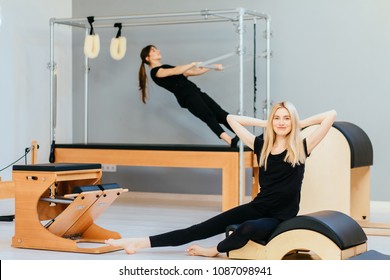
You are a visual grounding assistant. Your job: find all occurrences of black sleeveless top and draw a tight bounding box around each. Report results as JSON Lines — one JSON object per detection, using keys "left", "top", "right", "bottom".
{"left": 250, "top": 136, "right": 309, "bottom": 221}
{"left": 150, "top": 64, "right": 202, "bottom": 107}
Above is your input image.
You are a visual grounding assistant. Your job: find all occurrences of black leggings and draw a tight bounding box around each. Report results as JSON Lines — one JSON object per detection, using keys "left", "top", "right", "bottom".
{"left": 183, "top": 92, "right": 234, "bottom": 137}
{"left": 149, "top": 203, "right": 281, "bottom": 253}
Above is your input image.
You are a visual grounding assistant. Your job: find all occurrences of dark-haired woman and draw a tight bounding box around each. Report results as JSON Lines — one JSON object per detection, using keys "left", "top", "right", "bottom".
{"left": 138, "top": 45, "right": 238, "bottom": 147}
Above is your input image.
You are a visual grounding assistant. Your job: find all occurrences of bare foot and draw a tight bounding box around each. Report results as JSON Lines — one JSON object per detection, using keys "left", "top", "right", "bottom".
{"left": 105, "top": 237, "right": 150, "bottom": 254}
{"left": 186, "top": 244, "right": 219, "bottom": 257}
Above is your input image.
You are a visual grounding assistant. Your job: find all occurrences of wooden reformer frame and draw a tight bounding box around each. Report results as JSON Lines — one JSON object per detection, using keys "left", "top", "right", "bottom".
{"left": 52, "top": 144, "right": 255, "bottom": 211}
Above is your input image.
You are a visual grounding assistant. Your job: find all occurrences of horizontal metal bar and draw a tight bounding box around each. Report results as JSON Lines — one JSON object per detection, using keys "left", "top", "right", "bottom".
{"left": 81, "top": 18, "right": 237, "bottom": 29}
{"left": 49, "top": 8, "right": 269, "bottom": 29}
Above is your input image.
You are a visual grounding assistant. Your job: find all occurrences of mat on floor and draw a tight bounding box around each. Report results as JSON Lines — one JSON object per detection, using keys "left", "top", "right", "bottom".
{"left": 348, "top": 250, "right": 390, "bottom": 260}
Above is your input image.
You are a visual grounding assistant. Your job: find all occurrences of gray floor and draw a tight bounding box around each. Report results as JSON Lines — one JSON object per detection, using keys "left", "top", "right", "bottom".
{"left": 1, "top": 192, "right": 390, "bottom": 260}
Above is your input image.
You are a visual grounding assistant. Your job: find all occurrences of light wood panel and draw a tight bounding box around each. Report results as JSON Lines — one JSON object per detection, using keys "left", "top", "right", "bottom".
{"left": 54, "top": 147, "right": 254, "bottom": 211}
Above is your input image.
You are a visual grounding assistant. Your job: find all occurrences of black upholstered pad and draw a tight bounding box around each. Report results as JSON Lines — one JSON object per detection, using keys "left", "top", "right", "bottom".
{"left": 72, "top": 185, "right": 101, "bottom": 193}
{"left": 54, "top": 143, "right": 251, "bottom": 152}
{"left": 13, "top": 163, "right": 101, "bottom": 171}
{"left": 98, "top": 183, "right": 120, "bottom": 190}
{"left": 72, "top": 183, "right": 121, "bottom": 193}
{"left": 269, "top": 210, "right": 367, "bottom": 250}
{"left": 332, "top": 121, "right": 373, "bottom": 168}
{"left": 226, "top": 210, "right": 367, "bottom": 249}
{"left": 348, "top": 250, "right": 390, "bottom": 260}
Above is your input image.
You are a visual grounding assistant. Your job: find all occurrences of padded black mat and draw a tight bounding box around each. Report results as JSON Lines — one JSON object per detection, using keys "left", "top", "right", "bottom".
{"left": 348, "top": 250, "right": 390, "bottom": 260}
{"left": 13, "top": 163, "right": 101, "bottom": 172}
{"left": 54, "top": 143, "right": 251, "bottom": 152}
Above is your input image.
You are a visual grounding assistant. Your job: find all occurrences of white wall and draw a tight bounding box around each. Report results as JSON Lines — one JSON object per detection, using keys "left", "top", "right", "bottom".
{"left": 0, "top": 0, "right": 72, "bottom": 181}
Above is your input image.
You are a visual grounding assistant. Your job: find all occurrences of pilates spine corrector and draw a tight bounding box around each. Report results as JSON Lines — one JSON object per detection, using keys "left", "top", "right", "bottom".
{"left": 228, "top": 121, "right": 390, "bottom": 260}
{"left": 12, "top": 141, "right": 128, "bottom": 254}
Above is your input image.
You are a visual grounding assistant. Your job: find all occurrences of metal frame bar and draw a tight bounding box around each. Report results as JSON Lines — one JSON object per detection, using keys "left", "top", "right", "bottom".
{"left": 50, "top": 8, "right": 268, "bottom": 28}
{"left": 49, "top": 7, "right": 271, "bottom": 205}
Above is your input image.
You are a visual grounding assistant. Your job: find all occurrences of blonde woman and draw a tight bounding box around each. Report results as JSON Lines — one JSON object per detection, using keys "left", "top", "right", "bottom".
{"left": 106, "top": 102, "right": 337, "bottom": 257}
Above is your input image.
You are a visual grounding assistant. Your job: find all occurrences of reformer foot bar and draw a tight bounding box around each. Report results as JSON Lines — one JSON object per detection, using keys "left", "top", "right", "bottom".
{"left": 11, "top": 163, "right": 128, "bottom": 254}
{"left": 50, "top": 144, "right": 254, "bottom": 211}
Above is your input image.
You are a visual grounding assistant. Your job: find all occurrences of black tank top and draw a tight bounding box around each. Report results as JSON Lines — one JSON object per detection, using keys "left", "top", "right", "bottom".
{"left": 250, "top": 136, "right": 309, "bottom": 220}
{"left": 150, "top": 64, "right": 201, "bottom": 107}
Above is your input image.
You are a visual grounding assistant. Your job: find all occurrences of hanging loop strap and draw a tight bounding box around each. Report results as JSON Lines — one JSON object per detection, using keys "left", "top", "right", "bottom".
{"left": 87, "top": 16, "right": 95, "bottom": 35}
{"left": 110, "top": 22, "right": 126, "bottom": 60}
{"left": 114, "top": 22, "right": 122, "bottom": 38}
{"left": 84, "top": 16, "right": 100, "bottom": 59}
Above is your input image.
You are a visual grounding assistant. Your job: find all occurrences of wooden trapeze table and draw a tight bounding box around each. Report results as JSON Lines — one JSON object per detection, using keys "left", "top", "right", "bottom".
{"left": 52, "top": 143, "right": 255, "bottom": 211}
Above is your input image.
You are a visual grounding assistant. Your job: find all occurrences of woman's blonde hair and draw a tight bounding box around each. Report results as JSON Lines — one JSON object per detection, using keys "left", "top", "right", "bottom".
{"left": 259, "top": 101, "right": 307, "bottom": 169}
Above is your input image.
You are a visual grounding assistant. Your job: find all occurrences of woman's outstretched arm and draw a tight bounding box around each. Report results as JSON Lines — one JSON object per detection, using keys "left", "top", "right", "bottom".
{"left": 227, "top": 115, "right": 267, "bottom": 150}
{"left": 155, "top": 62, "right": 199, "bottom": 77}
{"left": 156, "top": 63, "right": 222, "bottom": 78}
{"left": 184, "top": 64, "right": 223, "bottom": 77}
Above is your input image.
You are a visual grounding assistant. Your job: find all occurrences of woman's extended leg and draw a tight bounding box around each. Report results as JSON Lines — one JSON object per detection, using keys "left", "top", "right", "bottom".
{"left": 106, "top": 203, "right": 262, "bottom": 254}
{"left": 105, "top": 237, "right": 150, "bottom": 254}
{"left": 184, "top": 93, "right": 235, "bottom": 145}
{"left": 216, "top": 218, "right": 281, "bottom": 253}
{"left": 186, "top": 218, "right": 280, "bottom": 257}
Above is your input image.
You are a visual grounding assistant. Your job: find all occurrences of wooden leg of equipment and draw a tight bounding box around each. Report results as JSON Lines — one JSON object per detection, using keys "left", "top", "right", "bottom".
{"left": 0, "top": 180, "right": 15, "bottom": 199}
{"left": 12, "top": 168, "right": 127, "bottom": 254}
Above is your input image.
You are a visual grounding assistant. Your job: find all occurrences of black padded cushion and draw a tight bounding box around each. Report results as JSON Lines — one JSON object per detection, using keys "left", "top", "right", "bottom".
{"left": 72, "top": 185, "right": 101, "bottom": 193}
{"left": 13, "top": 163, "right": 101, "bottom": 171}
{"left": 54, "top": 143, "right": 251, "bottom": 152}
{"left": 348, "top": 250, "right": 390, "bottom": 260}
{"left": 72, "top": 183, "right": 121, "bottom": 193}
{"left": 98, "top": 183, "right": 120, "bottom": 190}
{"left": 268, "top": 210, "right": 367, "bottom": 249}
{"left": 226, "top": 210, "right": 367, "bottom": 250}
{"left": 332, "top": 121, "right": 373, "bottom": 168}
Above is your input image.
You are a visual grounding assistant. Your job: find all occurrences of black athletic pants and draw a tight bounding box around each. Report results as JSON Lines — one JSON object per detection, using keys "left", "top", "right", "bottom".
{"left": 183, "top": 92, "right": 234, "bottom": 137}
{"left": 149, "top": 203, "right": 281, "bottom": 253}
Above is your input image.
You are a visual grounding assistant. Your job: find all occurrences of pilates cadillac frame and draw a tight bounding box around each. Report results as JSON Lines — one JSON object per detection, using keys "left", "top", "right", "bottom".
{"left": 48, "top": 8, "right": 271, "bottom": 205}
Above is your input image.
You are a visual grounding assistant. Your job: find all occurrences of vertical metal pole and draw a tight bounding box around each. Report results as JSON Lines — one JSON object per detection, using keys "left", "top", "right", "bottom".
{"left": 238, "top": 7, "right": 245, "bottom": 205}
{"left": 49, "top": 20, "right": 55, "bottom": 143}
{"left": 84, "top": 29, "right": 89, "bottom": 143}
{"left": 266, "top": 17, "right": 271, "bottom": 117}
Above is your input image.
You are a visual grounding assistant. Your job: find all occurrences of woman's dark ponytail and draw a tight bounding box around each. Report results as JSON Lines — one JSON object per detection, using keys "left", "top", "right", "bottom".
{"left": 138, "top": 62, "right": 147, "bottom": 103}
{"left": 138, "top": 45, "right": 155, "bottom": 104}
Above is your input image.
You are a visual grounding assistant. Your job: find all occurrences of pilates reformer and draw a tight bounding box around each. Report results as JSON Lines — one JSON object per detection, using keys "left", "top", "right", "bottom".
{"left": 49, "top": 143, "right": 254, "bottom": 211}
{"left": 227, "top": 210, "right": 368, "bottom": 260}
{"left": 11, "top": 163, "right": 128, "bottom": 253}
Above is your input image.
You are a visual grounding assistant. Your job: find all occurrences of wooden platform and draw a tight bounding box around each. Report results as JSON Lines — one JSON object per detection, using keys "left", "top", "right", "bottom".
{"left": 52, "top": 143, "right": 254, "bottom": 211}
